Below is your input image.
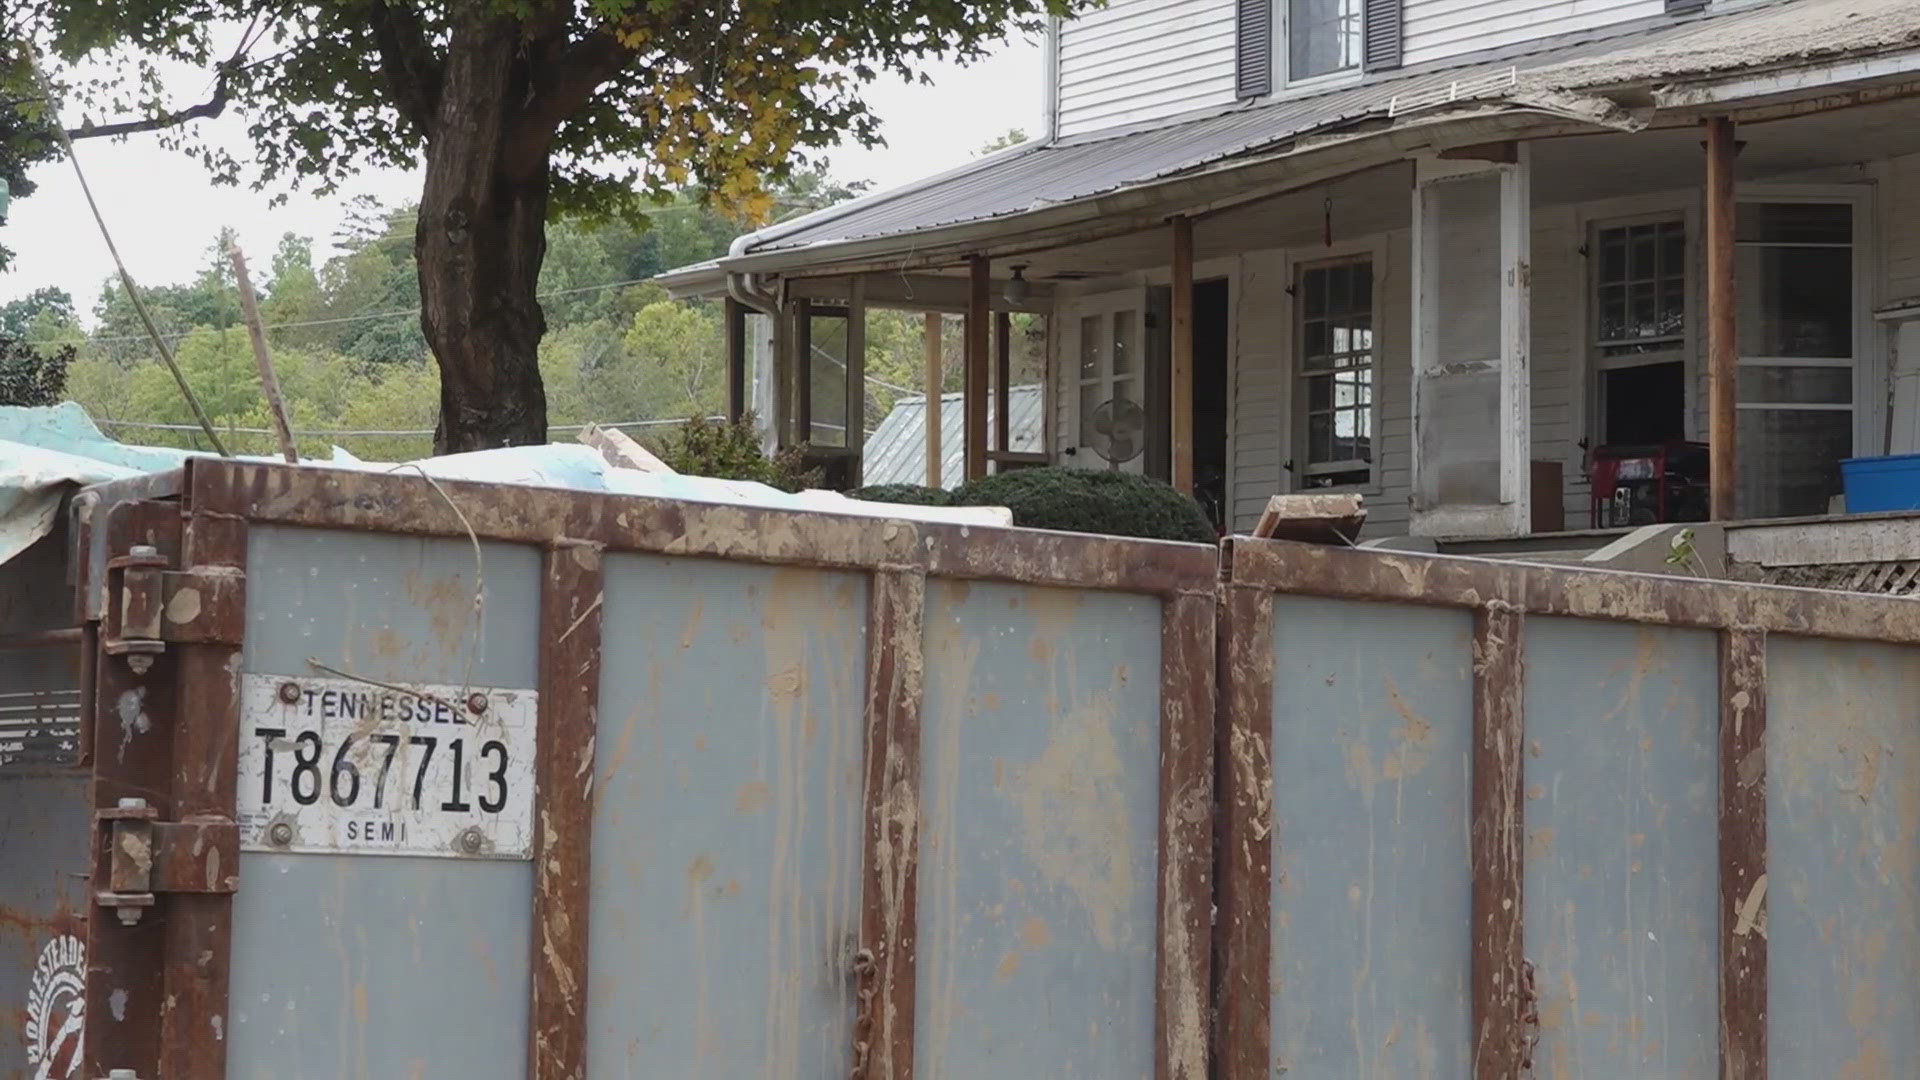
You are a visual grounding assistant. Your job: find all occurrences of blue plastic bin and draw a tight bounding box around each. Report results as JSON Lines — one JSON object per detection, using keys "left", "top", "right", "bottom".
{"left": 1841, "top": 453, "right": 1920, "bottom": 512}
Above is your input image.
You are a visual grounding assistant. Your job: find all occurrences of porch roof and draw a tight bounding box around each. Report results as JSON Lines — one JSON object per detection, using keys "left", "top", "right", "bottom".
{"left": 660, "top": 0, "right": 1920, "bottom": 292}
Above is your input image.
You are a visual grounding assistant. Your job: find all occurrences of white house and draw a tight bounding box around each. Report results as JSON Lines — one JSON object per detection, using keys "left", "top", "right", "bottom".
{"left": 662, "top": 0, "right": 1920, "bottom": 546}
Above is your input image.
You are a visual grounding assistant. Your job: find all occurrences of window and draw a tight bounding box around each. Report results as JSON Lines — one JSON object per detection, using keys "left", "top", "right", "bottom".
{"left": 1591, "top": 219, "right": 1688, "bottom": 446}
{"left": 1735, "top": 201, "right": 1856, "bottom": 518}
{"left": 1297, "top": 258, "right": 1374, "bottom": 487}
{"left": 1074, "top": 301, "right": 1148, "bottom": 472}
{"left": 1288, "top": 0, "right": 1363, "bottom": 81}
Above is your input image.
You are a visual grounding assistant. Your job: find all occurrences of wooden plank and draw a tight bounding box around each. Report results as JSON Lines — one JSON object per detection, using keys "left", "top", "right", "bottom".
{"left": 1251, "top": 493, "right": 1366, "bottom": 543}
{"left": 965, "top": 256, "right": 990, "bottom": 481}
{"left": 724, "top": 296, "right": 748, "bottom": 423}
{"left": 1705, "top": 116, "right": 1738, "bottom": 521}
{"left": 1720, "top": 627, "right": 1768, "bottom": 1079}
{"left": 1155, "top": 591, "right": 1215, "bottom": 1080}
{"left": 849, "top": 276, "right": 868, "bottom": 484}
{"left": 1471, "top": 603, "right": 1527, "bottom": 1079}
{"left": 994, "top": 311, "right": 1011, "bottom": 454}
{"left": 530, "top": 541, "right": 605, "bottom": 1080}
{"left": 1213, "top": 584, "right": 1274, "bottom": 1080}
{"left": 925, "top": 313, "right": 943, "bottom": 489}
{"left": 1171, "top": 215, "right": 1195, "bottom": 494}
{"left": 579, "top": 423, "right": 674, "bottom": 474}
{"left": 855, "top": 568, "right": 927, "bottom": 1080}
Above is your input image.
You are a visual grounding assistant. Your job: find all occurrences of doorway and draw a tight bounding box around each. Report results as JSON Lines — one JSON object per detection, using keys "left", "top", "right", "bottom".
{"left": 1193, "top": 279, "right": 1231, "bottom": 533}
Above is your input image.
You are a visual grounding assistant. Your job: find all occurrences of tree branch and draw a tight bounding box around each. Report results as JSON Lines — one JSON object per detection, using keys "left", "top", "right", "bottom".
{"left": 66, "top": 82, "right": 227, "bottom": 140}
{"left": 505, "top": 28, "right": 635, "bottom": 176}
{"left": 366, "top": 0, "right": 442, "bottom": 133}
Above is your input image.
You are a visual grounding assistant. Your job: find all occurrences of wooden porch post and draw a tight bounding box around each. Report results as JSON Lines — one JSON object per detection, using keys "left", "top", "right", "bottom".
{"left": 966, "top": 256, "right": 991, "bottom": 481}
{"left": 794, "top": 298, "right": 814, "bottom": 447}
{"left": 724, "top": 297, "right": 748, "bottom": 423}
{"left": 925, "top": 313, "right": 943, "bottom": 488}
{"left": 1171, "top": 215, "right": 1195, "bottom": 494}
{"left": 1705, "top": 116, "right": 1738, "bottom": 520}
{"left": 848, "top": 277, "right": 867, "bottom": 484}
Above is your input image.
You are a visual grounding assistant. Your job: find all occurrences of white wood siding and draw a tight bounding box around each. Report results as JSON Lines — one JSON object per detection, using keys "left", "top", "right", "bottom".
{"left": 1401, "top": 0, "right": 1665, "bottom": 69}
{"left": 1056, "top": 0, "right": 1240, "bottom": 138}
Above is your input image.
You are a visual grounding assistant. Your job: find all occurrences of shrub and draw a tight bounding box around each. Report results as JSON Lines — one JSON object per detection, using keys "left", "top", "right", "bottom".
{"left": 952, "top": 466, "right": 1216, "bottom": 544}
{"left": 654, "top": 414, "right": 819, "bottom": 493}
{"left": 849, "top": 483, "right": 953, "bottom": 506}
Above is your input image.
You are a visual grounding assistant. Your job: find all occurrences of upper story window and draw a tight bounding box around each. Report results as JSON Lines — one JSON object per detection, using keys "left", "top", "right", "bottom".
{"left": 1289, "top": 0, "right": 1363, "bottom": 81}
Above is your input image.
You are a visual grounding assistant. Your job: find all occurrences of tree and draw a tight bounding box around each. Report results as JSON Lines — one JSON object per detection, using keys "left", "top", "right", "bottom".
{"left": 0, "top": 335, "right": 72, "bottom": 406}
{"left": 0, "top": 285, "right": 75, "bottom": 338}
{"left": 17, "top": 1, "right": 1084, "bottom": 452}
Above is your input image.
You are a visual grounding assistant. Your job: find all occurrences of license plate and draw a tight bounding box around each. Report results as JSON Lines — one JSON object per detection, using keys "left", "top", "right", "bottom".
{"left": 237, "top": 674, "right": 537, "bottom": 859}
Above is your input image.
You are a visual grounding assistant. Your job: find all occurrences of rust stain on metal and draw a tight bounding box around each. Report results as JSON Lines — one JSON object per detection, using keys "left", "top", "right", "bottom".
{"left": 1719, "top": 627, "right": 1767, "bottom": 1079}
{"left": 1471, "top": 602, "right": 1526, "bottom": 1080}
{"left": 1155, "top": 591, "right": 1214, "bottom": 1080}
{"left": 1214, "top": 585, "right": 1274, "bottom": 1080}
{"left": 530, "top": 541, "right": 604, "bottom": 1080}
{"left": 855, "top": 567, "right": 926, "bottom": 1080}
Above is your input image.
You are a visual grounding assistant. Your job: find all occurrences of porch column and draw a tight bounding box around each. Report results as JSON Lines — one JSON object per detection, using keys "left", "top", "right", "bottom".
{"left": 1171, "top": 215, "right": 1195, "bottom": 494}
{"left": 925, "top": 313, "right": 943, "bottom": 487}
{"left": 723, "top": 297, "right": 748, "bottom": 424}
{"left": 848, "top": 277, "right": 867, "bottom": 484}
{"left": 994, "top": 311, "right": 1011, "bottom": 456}
{"left": 1705, "top": 116, "right": 1739, "bottom": 520}
{"left": 966, "top": 256, "right": 991, "bottom": 481}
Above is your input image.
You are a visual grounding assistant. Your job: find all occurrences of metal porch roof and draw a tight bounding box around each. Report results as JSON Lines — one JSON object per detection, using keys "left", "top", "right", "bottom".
{"left": 704, "top": 0, "right": 1920, "bottom": 267}
{"left": 862, "top": 385, "right": 1044, "bottom": 489}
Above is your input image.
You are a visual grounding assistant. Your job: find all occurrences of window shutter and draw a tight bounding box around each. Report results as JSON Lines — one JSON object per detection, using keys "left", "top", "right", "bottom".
{"left": 1236, "top": 0, "right": 1273, "bottom": 98}
{"left": 1666, "top": 0, "right": 1709, "bottom": 12}
{"left": 1363, "top": 0, "right": 1404, "bottom": 72}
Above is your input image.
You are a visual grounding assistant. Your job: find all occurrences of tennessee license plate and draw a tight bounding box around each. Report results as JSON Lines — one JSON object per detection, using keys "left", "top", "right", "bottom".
{"left": 236, "top": 674, "right": 537, "bottom": 859}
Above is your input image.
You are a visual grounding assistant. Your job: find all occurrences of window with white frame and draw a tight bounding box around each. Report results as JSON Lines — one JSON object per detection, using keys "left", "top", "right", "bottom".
{"left": 1296, "top": 258, "right": 1374, "bottom": 487}
{"left": 1287, "top": 0, "right": 1362, "bottom": 81}
{"left": 1591, "top": 219, "right": 1688, "bottom": 447}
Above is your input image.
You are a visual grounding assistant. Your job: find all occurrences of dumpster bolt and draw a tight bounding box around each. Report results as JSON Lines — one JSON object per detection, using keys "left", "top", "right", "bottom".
{"left": 268, "top": 822, "right": 294, "bottom": 847}
{"left": 278, "top": 681, "right": 302, "bottom": 704}
{"left": 458, "top": 826, "right": 485, "bottom": 854}
{"left": 466, "top": 692, "right": 488, "bottom": 715}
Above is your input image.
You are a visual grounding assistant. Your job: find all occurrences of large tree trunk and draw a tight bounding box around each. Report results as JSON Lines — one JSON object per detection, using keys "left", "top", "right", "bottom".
{"left": 417, "top": 14, "right": 549, "bottom": 453}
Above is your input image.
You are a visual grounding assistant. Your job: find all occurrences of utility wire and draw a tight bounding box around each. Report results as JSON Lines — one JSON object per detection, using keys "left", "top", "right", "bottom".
{"left": 20, "top": 41, "right": 231, "bottom": 455}
{"left": 21, "top": 275, "right": 661, "bottom": 347}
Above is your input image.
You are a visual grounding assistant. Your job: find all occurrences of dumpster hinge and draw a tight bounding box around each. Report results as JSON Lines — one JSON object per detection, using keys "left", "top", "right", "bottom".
{"left": 94, "top": 797, "right": 241, "bottom": 925}
{"left": 102, "top": 545, "right": 246, "bottom": 662}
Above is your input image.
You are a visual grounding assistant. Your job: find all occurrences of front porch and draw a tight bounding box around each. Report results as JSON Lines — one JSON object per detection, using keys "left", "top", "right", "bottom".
{"left": 663, "top": 1, "right": 1920, "bottom": 547}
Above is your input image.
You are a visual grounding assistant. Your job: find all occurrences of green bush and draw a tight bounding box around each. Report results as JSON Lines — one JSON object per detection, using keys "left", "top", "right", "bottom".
{"left": 654, "top": 414, "right": 820, "bottom": 493}
{"left": 952, "top": 466, "right": 1216, "bottom": 544}
{"left": 849, "top": 483, "right": 953, "bottom": 506}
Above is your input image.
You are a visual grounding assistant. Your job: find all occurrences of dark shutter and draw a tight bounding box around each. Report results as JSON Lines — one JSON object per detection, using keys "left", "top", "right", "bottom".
{"left": 1236, "top": 0, "right": 1273, "bottom": 98}
{"left": 1666, "top": 0, "right": 1709, "bottom": 12}
{"left": 1363, "top": 0, "right": 1404, "bottom": 72}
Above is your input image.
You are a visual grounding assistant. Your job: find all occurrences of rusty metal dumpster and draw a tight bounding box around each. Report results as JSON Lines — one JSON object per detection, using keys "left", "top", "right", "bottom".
{"left": 1215, "top": 537, "right": 1920, "bottom": 1079}
{"left": 3, "top": 457, "right": 1216, "bottom": 1080}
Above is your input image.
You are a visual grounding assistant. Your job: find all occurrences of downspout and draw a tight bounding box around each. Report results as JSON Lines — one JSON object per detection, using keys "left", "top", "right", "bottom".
{"left": 726, "top": 232, "right": 783, "bottom": 452}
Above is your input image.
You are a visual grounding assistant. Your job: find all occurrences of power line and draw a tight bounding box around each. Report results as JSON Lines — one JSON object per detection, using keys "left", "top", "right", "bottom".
{"left": 24, "top": 275, "right": 661, "bottom": 347}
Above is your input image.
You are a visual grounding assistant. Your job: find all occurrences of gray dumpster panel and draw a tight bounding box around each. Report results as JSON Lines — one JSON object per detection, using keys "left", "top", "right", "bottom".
{"left": 1268, "top": 596, "right": 1474, "bottom": 1079}
{"left": 587, "top": 554, "right": 868, "bottom": 1079}
{"left": 1522, "top": 618, "right": 1719, "bottom": 1078}
{"left": 0, "top": 771, "right": 90, "bottom": 1077}
{"left": 914, "top": 580, "right": 1162, "bottom": 1080}
{"left": 228, "top": 526, "right": 539, "bottom": 1080}
{"left": 1768, "top": 636, "right": 1920, "bottom": 1076}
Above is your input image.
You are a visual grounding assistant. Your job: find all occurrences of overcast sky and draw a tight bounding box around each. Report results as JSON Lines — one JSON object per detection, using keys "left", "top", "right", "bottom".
{"left": 0, "top": 35, "right": 1044, "bottom": 318}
